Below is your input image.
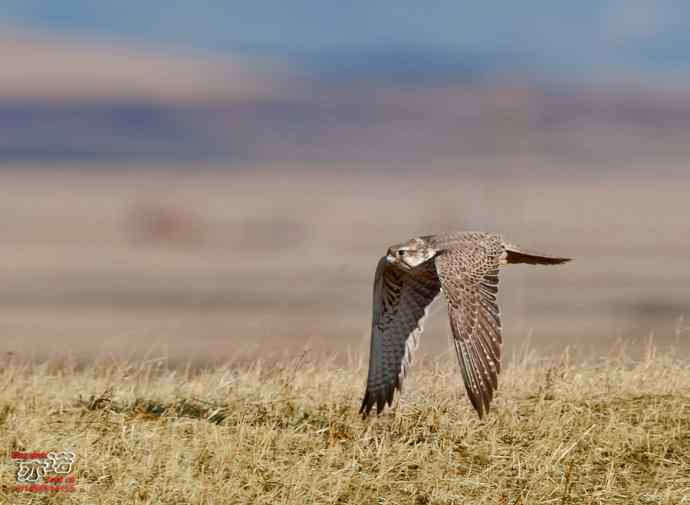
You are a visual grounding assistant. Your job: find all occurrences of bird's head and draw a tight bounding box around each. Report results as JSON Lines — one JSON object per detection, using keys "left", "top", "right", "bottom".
{"left": 386, "top": 237, "right": 437, "bottom": 270}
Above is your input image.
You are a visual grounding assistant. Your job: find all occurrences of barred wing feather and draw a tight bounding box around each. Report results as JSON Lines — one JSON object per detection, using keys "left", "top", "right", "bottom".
{"left": 434, "top": 237, "right": 504, "bottom": 418}
{"left": 360, "top": 256, "right": 441, "bottom": 416}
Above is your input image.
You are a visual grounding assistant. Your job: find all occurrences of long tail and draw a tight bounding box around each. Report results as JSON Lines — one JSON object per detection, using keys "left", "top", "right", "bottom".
{"left": 504, "top": 244, "right": 571, "bottom": 265}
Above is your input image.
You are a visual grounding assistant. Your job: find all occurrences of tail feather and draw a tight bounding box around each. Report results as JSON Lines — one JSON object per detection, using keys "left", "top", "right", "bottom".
{"left": 504, "top": 245, "right": 571, "bottom": 265}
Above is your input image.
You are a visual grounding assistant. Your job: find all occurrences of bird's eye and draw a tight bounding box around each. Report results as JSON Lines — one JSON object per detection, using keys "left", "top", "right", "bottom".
{"left": 397, "top": 250, "right": 405, "bottom": 256}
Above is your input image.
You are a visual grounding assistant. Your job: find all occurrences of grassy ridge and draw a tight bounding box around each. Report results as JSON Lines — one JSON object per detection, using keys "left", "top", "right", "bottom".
{"left": 1, "top": 348, "right": 689, "bottom": 504}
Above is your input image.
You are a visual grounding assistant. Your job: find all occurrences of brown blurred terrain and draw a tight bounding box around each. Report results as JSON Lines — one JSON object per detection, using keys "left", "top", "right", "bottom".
{"left": 1, "top": 33, "right": 689, "bottom": 363}
{"left": 1, "top": 167, "right": 688, "bottom": 364}
{"left": 0, "top": 31, "right": 274, "bottom": 101}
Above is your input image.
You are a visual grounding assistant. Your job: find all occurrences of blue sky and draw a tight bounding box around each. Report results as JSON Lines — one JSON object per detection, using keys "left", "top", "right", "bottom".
{"left": 2, "top": 1, "right": 690, "bottom": 78}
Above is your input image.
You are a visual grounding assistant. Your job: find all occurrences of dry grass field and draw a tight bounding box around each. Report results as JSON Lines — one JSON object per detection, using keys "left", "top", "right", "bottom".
{"left": 0, "top": 344, "right": 689, "bottom": 504}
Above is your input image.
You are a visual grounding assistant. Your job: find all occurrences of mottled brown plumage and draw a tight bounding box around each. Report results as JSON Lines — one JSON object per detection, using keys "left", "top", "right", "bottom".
{"left": 360, "top": 231, "right": 570, "bottom": 418}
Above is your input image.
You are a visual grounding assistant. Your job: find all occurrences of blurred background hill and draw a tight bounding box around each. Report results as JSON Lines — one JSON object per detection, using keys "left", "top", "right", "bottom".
{"left": 0, "top": 2, "right": 689, "bottom": 363}
{"left": 4, "top": 28, "right": 690, "bottom": 166}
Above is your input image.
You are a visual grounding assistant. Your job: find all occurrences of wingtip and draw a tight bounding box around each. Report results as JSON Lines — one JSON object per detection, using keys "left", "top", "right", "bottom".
{"left": 359, "top": 391, "right": 373, "bottom": 418}
{"left": 470, "top": 400, "right": 490, "bottom": 420}
{"left": 360, "top": 385, "right": 398, "bottom": 418}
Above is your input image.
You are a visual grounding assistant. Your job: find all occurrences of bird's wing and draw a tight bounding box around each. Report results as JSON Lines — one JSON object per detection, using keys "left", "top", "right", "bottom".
{"left": 360, "top": 256, "right": 441, "bottom": 416}
{"left": 434, "top": 236, "right": 504, "bottom": 418}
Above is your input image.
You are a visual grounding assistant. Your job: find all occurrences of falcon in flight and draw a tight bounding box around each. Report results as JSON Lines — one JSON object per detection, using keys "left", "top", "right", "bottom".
{"left": 360, "top": 231, "right": 570, "bottom": 418}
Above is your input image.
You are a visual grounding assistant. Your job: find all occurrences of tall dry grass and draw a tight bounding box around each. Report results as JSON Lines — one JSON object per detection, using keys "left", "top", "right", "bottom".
{"left": 0, "top": 343, "right": 689, "bottom": 504}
